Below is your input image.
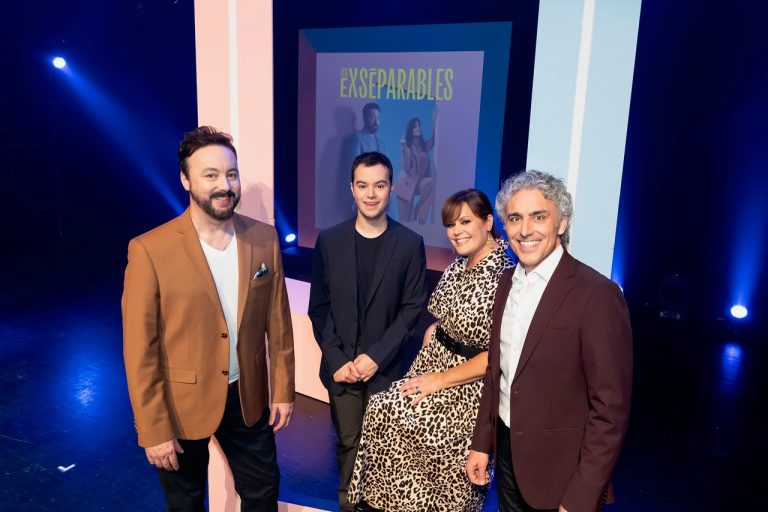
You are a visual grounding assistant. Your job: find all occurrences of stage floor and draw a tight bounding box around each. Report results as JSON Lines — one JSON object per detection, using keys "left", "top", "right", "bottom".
{"left": 0, "top": 257, "right": 765, "bottom": 511}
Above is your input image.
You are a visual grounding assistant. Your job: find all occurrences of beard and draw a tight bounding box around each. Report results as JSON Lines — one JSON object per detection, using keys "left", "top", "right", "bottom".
{"left": 190, "top": 189, "right": 240, "bottom": 221}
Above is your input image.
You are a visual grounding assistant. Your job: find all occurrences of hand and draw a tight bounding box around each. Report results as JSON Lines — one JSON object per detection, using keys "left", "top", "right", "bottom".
{"left": 269, "top": 402, "right": 294, "bottom": 432}
{"left": 400, "top": 372, "right": 444, "bottom": 406}
{"left": 466, "top": 449, "right": 490, "bottom": 485}
{"left": 353, "top": 354, "right": 379, "bottom": 382}
{"left": 422, "top": 323, "right": 437, "bottom": 347}
{"left": 145, "top": 438, "right": 184, "bottom": 471}
{"left": 559, "top": 506, "right": 568, "bottom": 512}
{"left": 333, "top": 361, "right": 361, "bottom": 383}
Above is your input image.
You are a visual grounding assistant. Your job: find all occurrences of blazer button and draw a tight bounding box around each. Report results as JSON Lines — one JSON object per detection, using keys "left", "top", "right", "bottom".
{"left": 221, "top": 370, "right": 229, "bottom": 376}
{"left": 512, "top": 389, "right": 520, "bottom": 395}
{"left": 221, "top": 332, "right": 228, "bottom": 339}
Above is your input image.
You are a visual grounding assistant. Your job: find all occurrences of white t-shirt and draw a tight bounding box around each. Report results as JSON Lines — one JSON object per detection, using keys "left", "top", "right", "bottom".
{"left": 200, "top": 236, "right": 240, "bottom": 383}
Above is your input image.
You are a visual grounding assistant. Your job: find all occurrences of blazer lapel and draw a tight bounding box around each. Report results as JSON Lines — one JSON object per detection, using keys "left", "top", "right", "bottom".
{"left": 339, "top": 218, "right": 358, "bottom": 308}
{"left": 364, "top": 218, "right": 398, "bottom": 311}
{"left": 513, "top": 251, "right": 577, "bottom": 383}
{"left": 234, "top": 214, "right": 252, "bottom": 331}
{"left": 178, "top": 210, "right": 225, "bottom": 319}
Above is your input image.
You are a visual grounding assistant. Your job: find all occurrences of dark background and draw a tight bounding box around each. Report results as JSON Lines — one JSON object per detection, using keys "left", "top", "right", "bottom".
{"left": 1, "top": 0, "right": 767, "bottom": 509}
{"left": 1, "top": 0, "right": 196, "bottom": 300}
{"left": 4, "top": 0, "right": 765, "bottom": 328}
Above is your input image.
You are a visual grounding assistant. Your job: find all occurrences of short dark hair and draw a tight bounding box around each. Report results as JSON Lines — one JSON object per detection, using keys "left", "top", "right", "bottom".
{"left": 178, "top": 126, "right": 238, "bottom": 178}
{"left": 362, "top": 102, "right": 380, "bottom": 116}
{"left": 351, "top": 151, "right": 393, "bottom": 183}
{"left": 441, "top": 189, "right": 499, "bottom": 238}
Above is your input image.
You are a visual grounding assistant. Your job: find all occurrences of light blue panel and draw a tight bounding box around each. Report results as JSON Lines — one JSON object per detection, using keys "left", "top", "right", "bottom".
{"left": 570, "top": 0, "right": 642, "bottom": 278}
{"left": 526, "top": 0, "right": 585, "bottom": 181}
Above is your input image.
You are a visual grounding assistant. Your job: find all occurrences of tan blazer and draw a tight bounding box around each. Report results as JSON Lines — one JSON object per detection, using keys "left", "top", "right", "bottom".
{"left": 122, "top": 210, "right": 295, "bottom": 447}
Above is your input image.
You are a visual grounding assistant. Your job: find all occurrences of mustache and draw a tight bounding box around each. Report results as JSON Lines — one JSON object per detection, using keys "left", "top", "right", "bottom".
{"left": 210, "top": 190, "right": 235, "bottom": 200}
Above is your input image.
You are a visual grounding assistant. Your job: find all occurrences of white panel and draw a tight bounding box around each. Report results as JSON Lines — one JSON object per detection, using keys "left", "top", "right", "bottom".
{"left": 526, "top": 0, "right": 585, "bottom": 181}
{"left": 528, "top": 0, "right": 642, "bottom": 277}
{"left": 568, "top": 0, "right": 642, "bottom": 276}
{"left": 194, "top": 0, "right": 274, "bottom": 224}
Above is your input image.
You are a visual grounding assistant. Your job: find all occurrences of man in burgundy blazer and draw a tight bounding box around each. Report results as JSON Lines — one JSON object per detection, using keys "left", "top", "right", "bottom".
{"left": 467, "top": 170, "right": 632, "bottom": 512}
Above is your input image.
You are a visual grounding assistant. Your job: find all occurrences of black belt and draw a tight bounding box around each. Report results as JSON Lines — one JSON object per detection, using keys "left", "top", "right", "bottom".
{"left": 434, "top": 325, "right": 484, "bottom": 359}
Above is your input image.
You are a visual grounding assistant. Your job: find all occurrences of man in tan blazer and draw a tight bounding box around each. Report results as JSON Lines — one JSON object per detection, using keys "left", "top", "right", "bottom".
{"left": 122, "top": 126, "right": 295, "bottom": 511}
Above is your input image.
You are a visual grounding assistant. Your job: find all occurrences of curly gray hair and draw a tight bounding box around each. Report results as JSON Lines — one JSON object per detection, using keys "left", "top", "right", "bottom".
{"left": 495, "top": 170, "right": 574, "bottom": 246}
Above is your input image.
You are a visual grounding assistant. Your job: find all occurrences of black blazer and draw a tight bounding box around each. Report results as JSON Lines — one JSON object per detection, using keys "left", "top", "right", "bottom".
{"left": 309, "top": 217, "right": 427, "bottom": 396}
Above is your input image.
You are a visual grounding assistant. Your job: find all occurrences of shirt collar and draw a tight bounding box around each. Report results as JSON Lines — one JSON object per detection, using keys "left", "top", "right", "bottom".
{"left": 512, "top": 244, "right": 564, "bottom": 284}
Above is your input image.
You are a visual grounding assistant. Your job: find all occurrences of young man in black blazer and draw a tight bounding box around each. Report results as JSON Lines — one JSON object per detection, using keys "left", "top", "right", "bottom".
{"left": 309, "top": 151, "right": 427, "bottom": 512}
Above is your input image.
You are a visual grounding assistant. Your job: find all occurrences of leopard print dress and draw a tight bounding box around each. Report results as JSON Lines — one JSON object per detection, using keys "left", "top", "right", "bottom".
{"left": 348, "top": 241, "right": 512, "bottom": 511}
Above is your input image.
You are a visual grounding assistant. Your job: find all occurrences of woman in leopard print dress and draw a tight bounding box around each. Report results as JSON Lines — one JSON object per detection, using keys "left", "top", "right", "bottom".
{"left": 348, "top": 189, "right": 513, "bottom": 511}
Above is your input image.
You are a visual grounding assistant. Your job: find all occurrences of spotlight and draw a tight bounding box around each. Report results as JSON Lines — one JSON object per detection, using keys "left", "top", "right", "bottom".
{"left": 52, "top": 57, "right": 67, "bottom": 69}
{"left": 730, "top": 305, "right": 748, "bottom": 319}
{"left": 284, "top": 233, "right": 297, "bottom": 243}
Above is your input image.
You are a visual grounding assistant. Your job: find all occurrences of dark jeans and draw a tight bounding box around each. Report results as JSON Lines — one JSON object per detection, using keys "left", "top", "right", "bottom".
{"left": 157, "top": 383, "right": 279, "bottom": 512}
{"left": 496, "top": 421, "right": 557, "bottom": 512}
{"left": 329, "top": 384, "right": 371, "bottom": 512}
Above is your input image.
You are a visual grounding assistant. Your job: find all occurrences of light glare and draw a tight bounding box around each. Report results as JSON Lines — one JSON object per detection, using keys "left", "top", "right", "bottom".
{"left": 730, "top": 305, "right": 748, "bottom": 319}
{"left": 52, "top": 57, "right": 67, "bottom": 69}
{"left": 284, "top": 233, "right": 297, "bottom": 243}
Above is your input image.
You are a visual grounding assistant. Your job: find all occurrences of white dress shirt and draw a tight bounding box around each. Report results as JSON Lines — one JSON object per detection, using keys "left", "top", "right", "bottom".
{"left": 498, "top": 244, "right": 564, "bottom": 427}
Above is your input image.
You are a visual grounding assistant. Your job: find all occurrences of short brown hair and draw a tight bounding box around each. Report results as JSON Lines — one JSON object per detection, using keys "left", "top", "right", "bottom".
{"left": 441, "top": 189, "right": 499, "bottom": 238}
{"left": 178, "top": 126, "right": 238, "bottom": 178}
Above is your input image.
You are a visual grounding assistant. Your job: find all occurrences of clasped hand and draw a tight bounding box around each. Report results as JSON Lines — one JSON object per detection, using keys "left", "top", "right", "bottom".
{"left": 333, "top": 354, "right": 378, "bottom": 383}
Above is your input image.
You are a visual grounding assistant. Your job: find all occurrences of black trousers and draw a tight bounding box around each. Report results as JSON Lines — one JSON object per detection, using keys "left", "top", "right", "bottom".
{"left": 496, "top": 421, "right": 558, "bottom": 512}
{"left": 329, "top": 384, "right": 371, "bottom": 512}
{"left": 157, "top": 383, "right": 279, "bottom": 512}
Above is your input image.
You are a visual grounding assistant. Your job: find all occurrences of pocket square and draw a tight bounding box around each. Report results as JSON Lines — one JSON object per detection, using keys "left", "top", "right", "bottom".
{"left": 253, "top": 263, "right": 270, "bottom": 279}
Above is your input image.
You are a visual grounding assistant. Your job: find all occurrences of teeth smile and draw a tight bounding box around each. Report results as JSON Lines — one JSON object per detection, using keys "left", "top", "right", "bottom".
{"left": 520, "top": 240, "right": 540, "bottom": 247}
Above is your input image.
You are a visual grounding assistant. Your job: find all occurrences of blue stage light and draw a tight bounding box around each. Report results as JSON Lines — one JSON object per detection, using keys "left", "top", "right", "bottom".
{"left": 284, "top": 233, "right": 297, "bottom": 243}
{"left": 53, "top": 66, "right": 184, "bottom": 214}
{"left": 730, "top": 305, "right": 748, "bottom": 319}
{"left": 52, "top": 57, "right": 67, "bottom": 69}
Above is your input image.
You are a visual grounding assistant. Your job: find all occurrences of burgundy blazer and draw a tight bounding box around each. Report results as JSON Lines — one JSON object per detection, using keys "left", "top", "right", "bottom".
{"left": 471, "top": 250, "right": 632, "bottom": 512}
